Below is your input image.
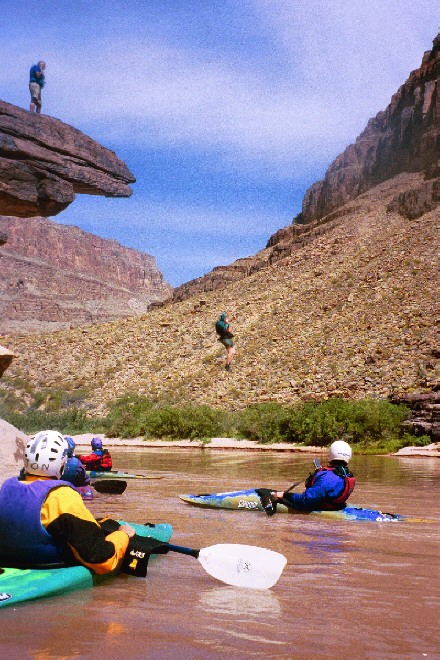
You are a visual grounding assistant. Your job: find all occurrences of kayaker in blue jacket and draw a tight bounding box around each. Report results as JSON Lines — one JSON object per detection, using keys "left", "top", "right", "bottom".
{"left": 272, "top": 440, "right": 355, "bottom": 511}
{"left": 62, "top": 436, "right": 91, "bottom": 487}
{"left": 62, "top": 436, "right": 95, "bottom": 499}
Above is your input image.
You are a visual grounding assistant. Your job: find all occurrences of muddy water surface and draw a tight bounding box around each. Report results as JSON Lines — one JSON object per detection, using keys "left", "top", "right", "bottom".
{"left": 1, "top": 450, "right": 439, "bottom": 658}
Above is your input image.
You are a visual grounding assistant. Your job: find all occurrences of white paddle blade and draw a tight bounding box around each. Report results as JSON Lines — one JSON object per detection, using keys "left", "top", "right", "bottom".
{"left": 198, "top": 544, "right": 287, "bottom": 589}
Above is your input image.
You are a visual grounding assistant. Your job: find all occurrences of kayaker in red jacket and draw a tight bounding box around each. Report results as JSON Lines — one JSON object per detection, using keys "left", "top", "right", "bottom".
{"left": 78, "top": 437, "right": 113, "bottom": 471}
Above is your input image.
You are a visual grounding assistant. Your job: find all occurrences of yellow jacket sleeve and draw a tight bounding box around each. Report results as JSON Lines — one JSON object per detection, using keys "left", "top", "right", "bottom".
{"left": 41, "top": 483, "right": 130, "bottom": 574}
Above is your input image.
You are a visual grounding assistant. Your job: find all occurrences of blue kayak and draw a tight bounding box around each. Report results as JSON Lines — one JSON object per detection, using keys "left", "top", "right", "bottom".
{"left": 179, "top": 489, "right": 405, "bottom": 522}
{"left": 0, "top": 521, "right": 172, "bottom": 608}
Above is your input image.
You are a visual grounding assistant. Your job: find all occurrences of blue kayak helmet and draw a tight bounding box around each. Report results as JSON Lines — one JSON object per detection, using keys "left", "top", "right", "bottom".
{"left": 91, "top": 437, "right": 103, "bottom": 451}
{"left": 65, "top": 436, "right": 76, "bottom": 457}
{"left": 62, "top": 458, "right": 77, "bottom": 483}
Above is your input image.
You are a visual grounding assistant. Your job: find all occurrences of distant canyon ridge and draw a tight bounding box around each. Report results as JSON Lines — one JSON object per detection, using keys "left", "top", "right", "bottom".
{"left": 0, "top": 215, "right": 171, "bottom": 334}
{"left": 173, "top": 33, "right": 439, "bottom": 302}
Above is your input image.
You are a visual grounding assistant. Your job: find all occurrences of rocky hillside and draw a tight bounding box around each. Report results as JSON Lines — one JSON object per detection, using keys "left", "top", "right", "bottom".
{"left": 1, "top": 173, "right": 438, "bottom": 414}
{"left": 0, "top": 100, "right": 135, "bottom": 217}
{"left": 171, "top": 34, "right": 439, "bottom": 304}
{"left": 0, "top": 215, "right": 172, "bottom": 334}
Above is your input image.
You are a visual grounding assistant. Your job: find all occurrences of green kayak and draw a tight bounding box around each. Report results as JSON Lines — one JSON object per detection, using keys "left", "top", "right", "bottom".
{"left": 86, "top": 470, "right": 164, "bottom": 480}
{"left": 0, "top": 521, "right": 172, "bottom": 608}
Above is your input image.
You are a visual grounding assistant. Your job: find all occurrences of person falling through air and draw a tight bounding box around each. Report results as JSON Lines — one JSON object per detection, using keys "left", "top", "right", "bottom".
{"left": 215, "top": 312, "right": 236, "bottom": 371}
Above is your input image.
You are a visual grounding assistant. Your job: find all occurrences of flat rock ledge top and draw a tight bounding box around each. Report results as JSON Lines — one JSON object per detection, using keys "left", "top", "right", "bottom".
{"left": 0, "top": 100, "right": 135, "bottom": 217}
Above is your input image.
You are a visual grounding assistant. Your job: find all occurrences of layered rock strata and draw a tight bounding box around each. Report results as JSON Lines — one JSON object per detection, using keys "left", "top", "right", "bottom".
{"left": 301, "top": 34, "right": 439, "bottom": 223}
{"left": 390, "top": 392, "right": 440, "bottom": 442}
{"left": 0, "top": 100, "right": 135, "bottom": 217}
{"left": 0, "top": 215, "right": 172, "bottom": 334}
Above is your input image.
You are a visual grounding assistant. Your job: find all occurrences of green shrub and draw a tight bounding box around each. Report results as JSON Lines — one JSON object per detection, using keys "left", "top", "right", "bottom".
{"left": 146, "top": 404, "right": 223, "bottom": 440}
{"left": 283, "top": 398, "right": 410, "bottom": 447}
{"left": 3, "top": 407, "right": 95, "bottom": 435}
{"left": 103, "top": 394, "right": 155, "bottom": 438}
{"left": 104, "top": 395, "right": 223, "bottom": 440}
{"left": 236, "top": 403, "right": 291, "bottom": 443}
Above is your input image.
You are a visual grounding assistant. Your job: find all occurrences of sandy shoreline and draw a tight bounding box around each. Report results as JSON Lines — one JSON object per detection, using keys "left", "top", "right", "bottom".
{"left": 72, "top": 434, "right": 326, "bottom": 452}
{"left": 72, "top": 433, "right": 440, "bottom": 457}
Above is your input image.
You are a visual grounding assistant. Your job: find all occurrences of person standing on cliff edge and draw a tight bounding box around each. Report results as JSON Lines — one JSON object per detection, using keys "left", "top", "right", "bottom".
{"left": 29, "top": 61, "right": 46, "bottom": 113}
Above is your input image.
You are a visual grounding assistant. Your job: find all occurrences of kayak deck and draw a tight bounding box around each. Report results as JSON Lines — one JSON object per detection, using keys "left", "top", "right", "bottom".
{"left": 179, "top": 490, "right": 405, "bottom": 522}
{"left": 0, "top": 521, "right": 172, "bottom": 608}
{"left": 86, "top": 470, "right": 164, "bottom": 480}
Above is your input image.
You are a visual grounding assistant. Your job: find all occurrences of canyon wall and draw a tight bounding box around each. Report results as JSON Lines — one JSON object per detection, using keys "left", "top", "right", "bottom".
{"left": 301, "top": 34, "right": 439, "bottom": 223}
{"left": 0, "top": 216, "right": 172, "bottom": 334}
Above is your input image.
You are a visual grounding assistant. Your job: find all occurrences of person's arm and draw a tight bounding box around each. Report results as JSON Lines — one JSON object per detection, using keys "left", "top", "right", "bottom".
{"left": 41, "top": 486, "right": 134, "bottom": 574}
{"left": 78, "top": 452, "right": 99, "bottom": 466}
{"left": 274, "top": 473, "right": 344, "bottom": 511}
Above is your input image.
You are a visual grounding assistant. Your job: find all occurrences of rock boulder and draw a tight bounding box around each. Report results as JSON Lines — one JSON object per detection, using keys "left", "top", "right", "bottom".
{"left": 0, "top": 418, "right": 27, "bottom": 481}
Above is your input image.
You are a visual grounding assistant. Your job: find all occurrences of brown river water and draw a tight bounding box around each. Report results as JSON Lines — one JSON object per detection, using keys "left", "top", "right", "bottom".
{"left": 1, "top": 449, "right": 439, "bottom": 659}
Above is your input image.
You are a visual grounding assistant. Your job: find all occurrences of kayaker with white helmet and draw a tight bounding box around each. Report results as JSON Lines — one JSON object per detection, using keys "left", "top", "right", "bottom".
{"left": 0, "top": 430, "right": 135, "bottom": 570}
{"left": 271, "top": 440, "right": 355, "bottom": 511}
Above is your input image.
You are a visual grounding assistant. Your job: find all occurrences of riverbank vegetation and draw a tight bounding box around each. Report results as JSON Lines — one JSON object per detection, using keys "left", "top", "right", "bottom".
{"left": 0, "top": 390, "right": 430, "bottom": 453}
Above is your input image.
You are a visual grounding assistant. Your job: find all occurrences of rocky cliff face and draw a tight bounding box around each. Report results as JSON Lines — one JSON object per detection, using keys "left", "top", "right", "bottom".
{"left": 301, "top": 34, "right": 439, "bottom": 223}
{"left": 0, "top": 216, "right": 172, "bottom": 334}
{"left": 0, "top": 100, "right": 135, "bottom": 218}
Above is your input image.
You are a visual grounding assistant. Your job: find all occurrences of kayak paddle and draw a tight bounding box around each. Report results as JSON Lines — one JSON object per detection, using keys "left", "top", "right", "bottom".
{"left": 87, "top": 469, "right": 165, "bottom": 480}
{"left": 256, "top": 481, "right": 302, "bottom": 517}
{"left": 92, "top": 479, "right": 127, "bottom": 494}
{"left": 164, "top": 542, "right": 287, "bottom": 589}
{"left": 122, "top": 533, "right": 287, "bottom": 588}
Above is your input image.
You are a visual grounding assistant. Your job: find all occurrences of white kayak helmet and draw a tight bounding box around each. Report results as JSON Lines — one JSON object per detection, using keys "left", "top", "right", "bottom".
{"left": 328, "top": 440, "right": 352, "bottom": 464}
{"left": 24, "top": 430, "right": 68, "bottom": 479}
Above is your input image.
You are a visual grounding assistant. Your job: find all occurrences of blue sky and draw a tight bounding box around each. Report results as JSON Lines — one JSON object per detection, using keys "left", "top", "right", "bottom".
{"left": 2, "top": 1, "right": 437, "bottom": 286}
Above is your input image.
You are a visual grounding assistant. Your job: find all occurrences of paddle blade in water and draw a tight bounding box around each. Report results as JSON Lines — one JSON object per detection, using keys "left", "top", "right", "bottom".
{"left": 93, "top": 480, "right": 127, "bottom": 494}
{"left": 198, "top": 544, "right": 287, "bottom": 589}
